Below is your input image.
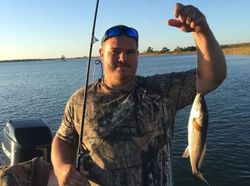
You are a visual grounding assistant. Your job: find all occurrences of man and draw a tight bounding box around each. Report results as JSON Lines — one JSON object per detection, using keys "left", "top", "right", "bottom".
{"left": 51, "top": 3, "right": 226, "bottom": 186}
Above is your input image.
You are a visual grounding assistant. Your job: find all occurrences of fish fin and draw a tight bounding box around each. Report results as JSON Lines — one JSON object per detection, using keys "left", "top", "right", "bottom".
{"left": 198, "top": 143, "right": 207, "bottom": 168}
{"left": 182, "top": 146, "right": 190, "bottom": 158}
{"left": 193, "top": 170, "right": 210, "bottom": 186}
{"left": 193, "top": 118, "right": 202, "bottom": 132}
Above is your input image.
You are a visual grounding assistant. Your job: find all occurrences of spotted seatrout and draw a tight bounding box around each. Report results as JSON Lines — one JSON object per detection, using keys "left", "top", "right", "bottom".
{"left": 183, "top": 92, "right": 209, "bottom": 185}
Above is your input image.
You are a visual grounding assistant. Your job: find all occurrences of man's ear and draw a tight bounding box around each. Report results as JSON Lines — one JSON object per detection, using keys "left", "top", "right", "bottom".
{"left": 99, "top": 48, "right": 104, "bottom": 61}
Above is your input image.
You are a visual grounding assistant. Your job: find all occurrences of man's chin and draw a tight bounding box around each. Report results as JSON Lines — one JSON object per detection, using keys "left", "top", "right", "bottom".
{"left": 115, "top": 66, "right": 129, "bottom": 71}
{"left": 116, "top": 75, "right": 135, "bottom": 84}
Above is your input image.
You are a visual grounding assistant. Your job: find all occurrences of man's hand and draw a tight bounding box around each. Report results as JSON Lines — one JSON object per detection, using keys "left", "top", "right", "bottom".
{"left": 55, "top": 164, "right": 89, "bottom": 186}
{"left": 168, "top": 3, "right": 208, "bottom": 33}
{"left": 51, "top": 137, "right": 90, "bottom": 185}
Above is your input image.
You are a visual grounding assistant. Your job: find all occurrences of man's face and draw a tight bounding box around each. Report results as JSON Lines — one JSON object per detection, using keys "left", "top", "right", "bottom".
{"left": 99, "top": 36, "right": 139, "bottom": 88}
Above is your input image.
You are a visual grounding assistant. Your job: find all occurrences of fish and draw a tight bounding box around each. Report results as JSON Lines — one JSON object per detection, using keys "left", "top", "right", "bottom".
{"left": 182, "top": 92, "right": 209, "bottom": 185}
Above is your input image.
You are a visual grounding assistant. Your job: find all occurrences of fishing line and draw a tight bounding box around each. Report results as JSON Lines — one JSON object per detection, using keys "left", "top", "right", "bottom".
{"left": 96, "top": 0, "right": 106, "bottom": 38}
{"left": 91, "top": 0, "right": 106, "bottom": 82}
{"left": 76, "top": 0, "right": 100, "bottom": 171}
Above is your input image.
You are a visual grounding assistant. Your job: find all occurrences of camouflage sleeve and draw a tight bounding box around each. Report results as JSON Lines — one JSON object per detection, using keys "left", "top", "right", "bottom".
{"left": 144, "top": 69, "right": 196, "bottom": 110}
{"left": 55, "top": 95, "right": 79, "bottom": 147}
{"left": 168, "top": 69, "right": 197, "bottom": 110}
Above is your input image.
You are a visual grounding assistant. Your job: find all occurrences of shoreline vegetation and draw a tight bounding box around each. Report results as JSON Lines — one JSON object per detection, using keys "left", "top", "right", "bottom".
{"left": 1, "top": 42, "right": 250, "bottom": 63}
{"left": 139, "top": 42, "right": 250, "bottom": 56}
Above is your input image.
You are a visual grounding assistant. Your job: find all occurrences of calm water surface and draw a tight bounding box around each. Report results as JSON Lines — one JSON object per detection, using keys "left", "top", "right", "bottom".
{"left": 0, "top": 55, "right": 249, "bottom": 185}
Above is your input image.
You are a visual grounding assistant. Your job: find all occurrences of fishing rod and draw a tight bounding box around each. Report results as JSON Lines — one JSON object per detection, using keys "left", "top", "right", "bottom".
{"left": 76, "top": 0, "right": 100, "bottom": 171}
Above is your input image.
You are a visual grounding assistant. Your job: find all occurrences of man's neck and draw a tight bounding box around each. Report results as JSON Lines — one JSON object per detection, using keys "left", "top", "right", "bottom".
{"left": 102, "top": 77, "right": 135, "bottom": 91}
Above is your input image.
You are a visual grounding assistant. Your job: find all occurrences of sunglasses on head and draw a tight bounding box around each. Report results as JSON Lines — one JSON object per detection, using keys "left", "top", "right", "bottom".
{"left": 101, "top": 25, "right": 139, "bottom": 45}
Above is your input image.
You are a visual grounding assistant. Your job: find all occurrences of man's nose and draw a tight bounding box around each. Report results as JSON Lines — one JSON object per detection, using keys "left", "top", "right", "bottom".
{"left": 118, "top": 51, "right": 127, "bottom": 62}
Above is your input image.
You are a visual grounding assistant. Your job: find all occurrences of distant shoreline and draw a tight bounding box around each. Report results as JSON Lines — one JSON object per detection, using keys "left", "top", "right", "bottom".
{"left": 221, "top": 42, "right": 250, "bottom": 56}
{"left": 0, "top": 57, "right": 85, "bottom": 63}
{"left": 1, "top": 42, "right": 250, "bottom": 63}
{"left": 139, "top": 42, "right": 250, "bottom": 56}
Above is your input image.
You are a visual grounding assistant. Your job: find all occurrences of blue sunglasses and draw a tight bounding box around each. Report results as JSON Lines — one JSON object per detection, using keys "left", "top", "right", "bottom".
{"left": 101, "top": 25, "right": 139, "bottom": 45}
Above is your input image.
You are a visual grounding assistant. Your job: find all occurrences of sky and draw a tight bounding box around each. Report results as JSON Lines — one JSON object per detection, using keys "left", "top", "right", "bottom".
{"left": 1, "top": 0, "right": 250, "bottom": 60}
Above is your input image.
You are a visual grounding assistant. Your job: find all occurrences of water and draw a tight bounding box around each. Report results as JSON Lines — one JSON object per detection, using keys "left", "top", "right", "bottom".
{"left": 0, "top": 55, "right": 249, "bottom": 185}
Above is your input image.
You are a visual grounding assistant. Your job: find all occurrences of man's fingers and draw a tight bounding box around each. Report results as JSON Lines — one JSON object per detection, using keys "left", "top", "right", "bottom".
{"left": 174, "top": 3, "right": 184, "bottom": 18}
{"left": 168, "top": 19, "right": 193, "bottom": 32}
{"left": 170, "top": 3, "right": 208, "bottom": 32}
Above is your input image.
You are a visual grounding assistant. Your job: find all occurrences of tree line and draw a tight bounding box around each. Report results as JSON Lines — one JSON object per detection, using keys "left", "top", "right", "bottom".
{"left": 144, "top": 46, "right": 196, "bottom": 54}
{"left": 143, "top": 42, "right": 250, "bottom": 54}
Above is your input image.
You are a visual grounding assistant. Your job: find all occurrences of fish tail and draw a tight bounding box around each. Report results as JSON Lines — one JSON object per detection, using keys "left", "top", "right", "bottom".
{"left": 193, "top": 170, "right": 210, "bottom": 186}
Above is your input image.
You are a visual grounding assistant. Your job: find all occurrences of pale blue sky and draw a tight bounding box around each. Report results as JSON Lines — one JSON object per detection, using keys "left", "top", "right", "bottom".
{"left": 1, "top": 0, "right": 250, "bottom": 60}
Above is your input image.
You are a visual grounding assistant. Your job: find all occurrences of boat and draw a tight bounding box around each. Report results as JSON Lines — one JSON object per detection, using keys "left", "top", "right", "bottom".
{"left": 61, "top": 55, "right": 66, "bottom": 61}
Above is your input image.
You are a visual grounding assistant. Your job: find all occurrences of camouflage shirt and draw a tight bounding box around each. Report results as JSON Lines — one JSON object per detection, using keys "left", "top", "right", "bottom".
{"left": 56, "top": 70, "right": 196, "bottom": 186}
